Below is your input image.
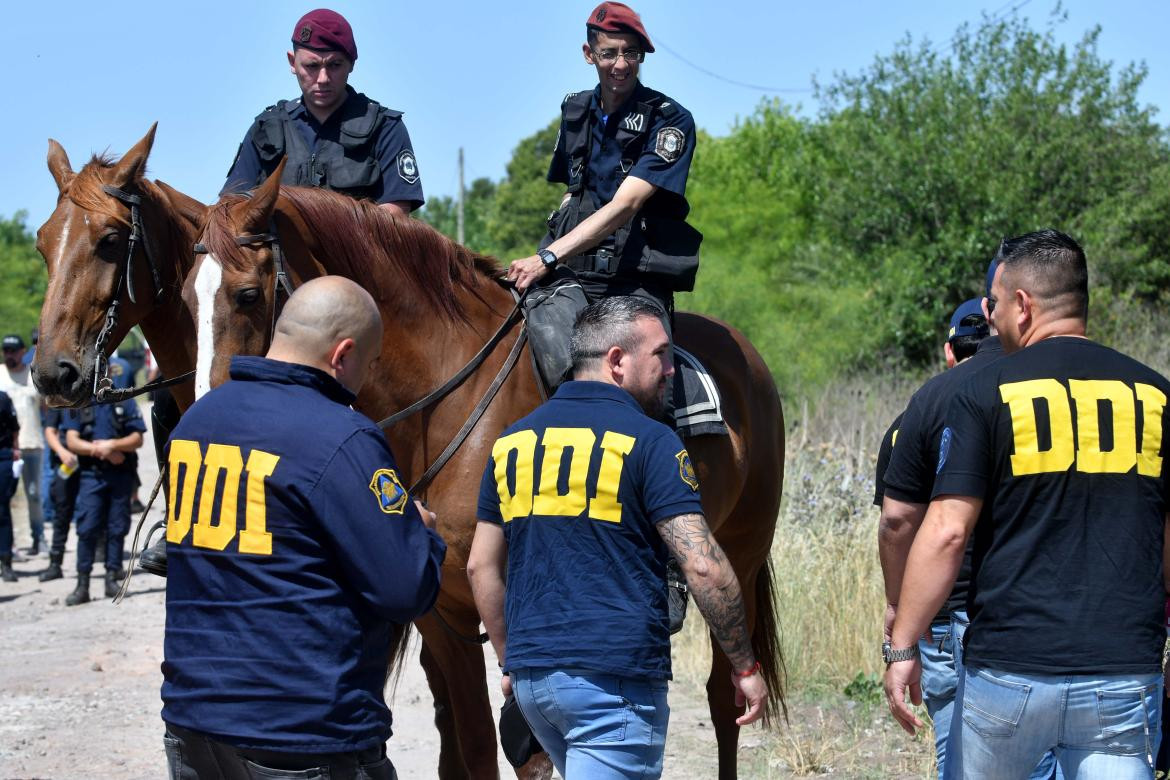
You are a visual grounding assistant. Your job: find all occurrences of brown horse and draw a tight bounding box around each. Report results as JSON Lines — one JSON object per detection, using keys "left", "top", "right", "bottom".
{"left": 33, "top": 125, "right": 202, "bottom": 411}
{"left": 186, "top": 164, "right": 786, "bottom": 779}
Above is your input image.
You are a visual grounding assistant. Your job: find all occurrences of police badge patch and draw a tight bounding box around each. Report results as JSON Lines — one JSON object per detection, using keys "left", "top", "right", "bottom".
{"left": 397, "top": 150, "right": 419, "bottom": 185}
{"left": 936, "top": 427, "right": 952, "bottom": 474}
{"left": 655, "top": 128, "right": 685, "bottom": 163}
{"left": 369, "top": 468, "right": 409, "bottom": 514}
{"left": 676, "top": 449, "right": 699, "bottom": 491}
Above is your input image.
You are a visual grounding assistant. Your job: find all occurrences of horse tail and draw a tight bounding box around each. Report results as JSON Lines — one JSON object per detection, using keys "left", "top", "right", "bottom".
{"left": 752, "top": 555, "right": 789, "bottom": 726}
{"left": 384, "top": 622, "right": 414, "bottom": 693}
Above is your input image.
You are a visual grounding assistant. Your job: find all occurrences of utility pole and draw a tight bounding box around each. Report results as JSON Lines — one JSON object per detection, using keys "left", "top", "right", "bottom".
{"left": 456, "top": 147, "right": 465, "bottom": 246}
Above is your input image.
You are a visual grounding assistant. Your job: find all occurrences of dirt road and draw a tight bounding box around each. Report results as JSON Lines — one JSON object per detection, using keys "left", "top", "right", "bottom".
{"left": 0, "top": 403, "right": 736, "bottom": 779}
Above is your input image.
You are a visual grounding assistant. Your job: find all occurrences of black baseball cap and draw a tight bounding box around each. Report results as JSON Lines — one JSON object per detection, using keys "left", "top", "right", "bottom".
{"left": 1, "top": 334, "right": 25, "bottom": 351}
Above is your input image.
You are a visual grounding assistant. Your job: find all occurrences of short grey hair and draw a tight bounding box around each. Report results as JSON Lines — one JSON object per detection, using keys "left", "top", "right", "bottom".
{"left": 570, "top": 296, "right": 665, "bottom": 374}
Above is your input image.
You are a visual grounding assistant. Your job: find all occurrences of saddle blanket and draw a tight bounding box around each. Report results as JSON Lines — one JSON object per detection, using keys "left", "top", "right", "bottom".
{"left": 672, "top": 346, "right": 727, "bottom": 438}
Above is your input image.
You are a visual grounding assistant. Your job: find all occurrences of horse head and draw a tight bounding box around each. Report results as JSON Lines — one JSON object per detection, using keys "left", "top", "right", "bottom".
{"left": 185, "top": 159, "right": 294, "bottom": 398}
{"left": 34, "top": 124, "right": 204, "bottom": 407}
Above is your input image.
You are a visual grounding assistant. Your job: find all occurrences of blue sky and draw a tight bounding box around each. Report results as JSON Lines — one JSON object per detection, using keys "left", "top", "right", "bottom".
{"left": 6, "top": 0, "right": 1167, "bottom": 231}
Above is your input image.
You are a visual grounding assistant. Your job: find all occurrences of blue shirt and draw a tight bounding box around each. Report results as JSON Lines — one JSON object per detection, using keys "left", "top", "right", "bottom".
{"left": 222, "top": 88, "right": 424, "bottom": 209}
{"left": 59, "top": 401, "right": 146, "bottom": 472}
{"left": 548, "top": 82, "right": 696, "bottom": 217}
{"left": 161, "top": 356, "right": 447, "bottom": 751}
{"left": 477, "top": 381, "right": 703, "bottom": 680}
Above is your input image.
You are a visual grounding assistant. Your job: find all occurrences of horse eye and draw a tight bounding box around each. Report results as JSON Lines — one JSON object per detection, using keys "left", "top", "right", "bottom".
{"left": 96, "top": 232, "right": 121, "bottom": 262}
{"left": 235, "top": 288, "right": 262, "bottom": 307}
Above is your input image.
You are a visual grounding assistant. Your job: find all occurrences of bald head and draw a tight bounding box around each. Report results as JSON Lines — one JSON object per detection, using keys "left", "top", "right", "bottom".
{"left": 267, "top": 276, "right": 383, "bottom": 392}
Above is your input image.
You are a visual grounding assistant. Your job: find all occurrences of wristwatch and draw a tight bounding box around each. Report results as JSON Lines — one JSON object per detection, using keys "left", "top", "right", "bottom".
{"left": 882, "top": 641, "right": 920, "bottom": 664}
{"left": 537, "top": 249, "right": 558, "bottom": 268}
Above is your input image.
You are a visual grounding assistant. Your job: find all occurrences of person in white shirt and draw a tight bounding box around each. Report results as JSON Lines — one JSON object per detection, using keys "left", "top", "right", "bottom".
{"left": 1, "top": 334, "right": 45, "bottom": 555}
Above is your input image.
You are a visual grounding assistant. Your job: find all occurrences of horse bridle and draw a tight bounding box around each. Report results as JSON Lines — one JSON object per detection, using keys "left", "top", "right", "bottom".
{"left": 88, "top": 185, "right": 194, "bottom": 404}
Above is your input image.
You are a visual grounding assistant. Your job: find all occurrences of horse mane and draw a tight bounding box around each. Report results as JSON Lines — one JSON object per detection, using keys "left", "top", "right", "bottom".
{"left": 206, "top": 186, "right": 504, "bottom": 322}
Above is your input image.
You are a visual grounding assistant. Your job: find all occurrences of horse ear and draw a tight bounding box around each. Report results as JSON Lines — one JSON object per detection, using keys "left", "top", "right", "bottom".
{"left": 235, "top": 157, "right": 285, "bottom": 232}
{"left": 109, "top": 123, "right": 158, "bottom": 189}
{"left": 155, "top": 180, "right": 208, "bottom": 229}
{"left": 47, "top": 139, "right": 74, "bottom": 192}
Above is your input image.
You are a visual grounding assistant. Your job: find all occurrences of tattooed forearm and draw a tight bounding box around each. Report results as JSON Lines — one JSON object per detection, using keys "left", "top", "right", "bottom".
{"left": 658, "top": 513, "right": 756, "bottom": 670}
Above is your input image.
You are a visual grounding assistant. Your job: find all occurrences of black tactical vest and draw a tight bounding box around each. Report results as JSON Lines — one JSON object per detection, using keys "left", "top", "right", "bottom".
{"left": 78, "top": 404, "right": 138, "bottom": 471}
{"left": 250, "top": 88, "right": 399, "bottom": 200}
{"left": 547, "top": 89, "right": 700, "bottom": 291}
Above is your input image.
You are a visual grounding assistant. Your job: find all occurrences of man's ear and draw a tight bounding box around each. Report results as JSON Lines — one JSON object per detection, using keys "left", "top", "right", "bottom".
{"left": 944, "top": 342, "right": 956, "bottom": 369}
{"left": 583, "top": 42, "right": 596, "bottom": 64}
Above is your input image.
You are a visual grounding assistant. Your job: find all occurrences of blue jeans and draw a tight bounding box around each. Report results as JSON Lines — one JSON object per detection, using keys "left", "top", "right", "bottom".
{"left": 40, "top": 453, "right": 55, "bottom": 525}
{"left": 510, "top": 668, "right": 669, "bottom": 779}
{"left": 958, "top": 666, "right": 1161, "bottom": 779}
{"left": 921, "top": 621, "right": 959, "bottom": 779}
{"left": 949, "top": 612, "right": 1060, "bottom": 780}
{"left": 19, "top": 448, "right": 43, "bottom": 543}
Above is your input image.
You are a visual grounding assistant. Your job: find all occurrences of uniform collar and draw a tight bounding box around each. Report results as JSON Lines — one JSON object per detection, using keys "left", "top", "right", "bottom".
{"left": 590, "top": 82, "right": 648, "bottom": 122}
{"left": 286, "top": 85, "right": 360, "bottom": 124}
{"left": 552, "top": 380, "right": 645, "bottom": 412}
{"left": 228, "top": 355, "right": 357, "bottom": 406}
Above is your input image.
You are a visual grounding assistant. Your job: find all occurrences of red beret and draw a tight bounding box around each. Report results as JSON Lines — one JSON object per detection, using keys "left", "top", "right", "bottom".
{"left": 587, "top": 2, "right": 654, "bottom": 53}
{"left": 291, "top": 8, "right": 357, "bottom": 63}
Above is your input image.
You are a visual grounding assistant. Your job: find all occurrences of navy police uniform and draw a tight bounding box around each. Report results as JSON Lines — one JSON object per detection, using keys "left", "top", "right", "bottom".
{"left": 546, "top": 82, "right": 699, "bottom": 311}
{"left": 222, "top": 86, "right": 424, "bottom": 210}
{"left": 477, "top": 380, "right": 703, "bottom": 678}
{"left": 60, "top": 402, "right": 145, "bottom": 576}
{"left": 0, "top": 390, "right": 18, "bottom": 571}
{"left": 162, "top": 356, "right": 445, "bottom": 773}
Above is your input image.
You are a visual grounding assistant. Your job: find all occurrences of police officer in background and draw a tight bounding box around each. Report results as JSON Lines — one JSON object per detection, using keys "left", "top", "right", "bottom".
{"left": 468, "top": 297, "right": 766, "bottom": 777}
{"left": 221, "top": 8, "right": 424, "bottom": 216}
{"left": 37, "top": 407, "right": 81, "bottom": 582}
{"left": 507, "top": 3, "right": 700, "bottom": 370}
{"left": 0, "top": 389, "right": 20, "bottom": 583}
{"left": 161, "top": 277, "right": 445, "bottom": 779}
{"left": 60, "top": 399, "right": 145, "bottom": 605}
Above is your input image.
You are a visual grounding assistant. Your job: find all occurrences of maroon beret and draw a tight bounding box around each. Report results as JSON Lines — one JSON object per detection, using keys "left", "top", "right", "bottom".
{"left": 291, "top": 8, "right": 357, "bottom": 63}
{"left": 587, "top": 2, "right": 654, "bottom": 53}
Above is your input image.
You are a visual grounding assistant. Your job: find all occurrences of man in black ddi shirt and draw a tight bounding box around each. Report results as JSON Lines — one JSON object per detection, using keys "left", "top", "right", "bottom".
{"left": 884, "top": 230, "right": 1170, "bottom": 779}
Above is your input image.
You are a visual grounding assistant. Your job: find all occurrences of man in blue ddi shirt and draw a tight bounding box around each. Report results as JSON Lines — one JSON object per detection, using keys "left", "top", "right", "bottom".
{"left": 161, "top": 277, "right": 446, "bottom": 779}
{"left": 885, "top": 230, "right": 1170, "bottom": 778}
{"left": 468, "top": 296, "right": 767, "bottom": 778}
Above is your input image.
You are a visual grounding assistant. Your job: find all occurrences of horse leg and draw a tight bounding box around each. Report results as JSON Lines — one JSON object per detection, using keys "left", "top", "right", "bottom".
{"left": 417, "top": 614, "right": 500, "bottom": 780}
{"left": 418, "top": 637, "right": 469, "bottom": 779}
{"left": 706, "top": 632, "right": 742, "bottom": 780}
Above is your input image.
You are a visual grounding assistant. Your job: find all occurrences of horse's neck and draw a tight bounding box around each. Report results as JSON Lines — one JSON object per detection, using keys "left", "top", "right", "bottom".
{"left": 136, "top": 189, "right": 198, "bottom": 409}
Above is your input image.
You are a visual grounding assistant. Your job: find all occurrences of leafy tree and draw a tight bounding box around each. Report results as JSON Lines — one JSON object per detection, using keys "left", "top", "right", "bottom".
{"left": 417, "top": 177, "right": 501, "bottom": 256}
{"left": 484, "top": 119, "right": 564, "bottom": 259}
{"left": 0, "top": 212, "right": 47, "bottom": 339}
{"left": 811, "top": 12, "right": 1166, "bottom": 360}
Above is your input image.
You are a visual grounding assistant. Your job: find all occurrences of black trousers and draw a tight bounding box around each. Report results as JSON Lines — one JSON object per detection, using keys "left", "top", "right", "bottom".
{"left": 47, "top": 471, "right": 80, "bottom": 559}
{"left": 164, "top": 724, "right": 398, "bottom": 780}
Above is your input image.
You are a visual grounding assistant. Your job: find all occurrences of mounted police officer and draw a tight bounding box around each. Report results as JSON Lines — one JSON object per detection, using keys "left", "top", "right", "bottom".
{"left": 60, "top": 399, "right": 145, "bottom": 605}
{"left": 507, "top": 2, "right": 700, "bottom": 390}
{"left": 221, "top": 8, "right": 424, "bottom": 216}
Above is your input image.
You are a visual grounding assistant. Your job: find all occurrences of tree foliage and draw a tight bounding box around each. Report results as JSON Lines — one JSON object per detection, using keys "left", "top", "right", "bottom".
{"left": 0, "top": 212, "right": 48, "bottom": 339}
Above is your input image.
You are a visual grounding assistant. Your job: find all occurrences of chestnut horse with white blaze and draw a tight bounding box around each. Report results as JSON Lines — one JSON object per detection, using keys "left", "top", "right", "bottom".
{"left": 32, "top": 125, "right": 202, "bottom": 411}
{"left": 186, "top": 161, "right": 787, "bottom": 779}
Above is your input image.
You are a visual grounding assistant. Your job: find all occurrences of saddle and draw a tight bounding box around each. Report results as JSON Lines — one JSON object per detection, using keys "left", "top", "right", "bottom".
{"left": 521, "top": 281, "right": 728, "bottom": 439}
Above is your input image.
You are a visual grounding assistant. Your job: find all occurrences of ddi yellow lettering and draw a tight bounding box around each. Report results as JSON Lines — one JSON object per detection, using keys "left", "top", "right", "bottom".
{"left": 166, "top": 439, "right": 281, "bottom": 554}
{"left": 492, "top": 427, "right": 636, "bottom": 523}
{"left": 999, "top": 379, "right": 1166, "bottom": 476}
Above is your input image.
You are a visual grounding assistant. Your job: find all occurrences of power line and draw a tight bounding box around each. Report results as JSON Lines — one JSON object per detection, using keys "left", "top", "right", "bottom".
{"left": 652, "top": 36, "right": 812, "bottom": 94}
{"left": 653, "top": 0, "right": 1035, "bottom": 95}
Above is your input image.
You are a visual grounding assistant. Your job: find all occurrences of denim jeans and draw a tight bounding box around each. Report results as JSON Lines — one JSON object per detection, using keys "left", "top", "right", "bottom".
{"left": 921, "top": 621, "right": 959, "bottom": 779}
{"left": 40, "top": 452, "right": 55, "bottom": 525}
{"left": 957, "top": 666, "right": 1161, "bottom": 779}
{"left": 947, "top": 612, "right": 1060, "bottom": 780}
{"left": 19, "top": 448, "right": 43, "bottom": 543}
{"left": 510, "top": 667, "right": 669, "bottom": 779}
{"left": 164, "top": 724, "right": 397, "bottom": 779}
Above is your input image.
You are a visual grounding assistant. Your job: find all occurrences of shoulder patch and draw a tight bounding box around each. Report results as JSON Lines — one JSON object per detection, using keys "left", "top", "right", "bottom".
{"left": 936, "top": 427, "right": 952, "bottom": 474}
{"left": 655, "top": 127, "right": 686, "bottom": 163}
{"left": 397, "top": 150, "right": 419, "bottom": 185}
{"left": 676, "top": 449, "right": 699, "bottom": 491}
{"left": 369, "top": 468, "right": 409, "bottom": 514}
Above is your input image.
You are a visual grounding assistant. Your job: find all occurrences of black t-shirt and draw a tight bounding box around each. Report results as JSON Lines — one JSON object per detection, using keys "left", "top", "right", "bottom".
{"left": 934, "top": 337, "right": 1170, "bottom": 675}
{"left": 873, "top": 413, "right": 902, "bottom": 507}
{"left": 884, "top": 337, "right": 1004, "bottom": 620}
{"left": 0, "top": 391, "right": 16, "bottom": 453}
